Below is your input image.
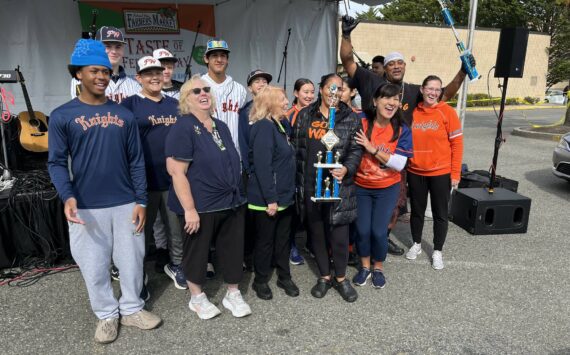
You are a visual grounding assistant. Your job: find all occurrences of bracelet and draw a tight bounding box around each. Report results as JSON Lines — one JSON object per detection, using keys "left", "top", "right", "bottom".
{"left": 372, "top": 148, "right": 380, "bottom": 156}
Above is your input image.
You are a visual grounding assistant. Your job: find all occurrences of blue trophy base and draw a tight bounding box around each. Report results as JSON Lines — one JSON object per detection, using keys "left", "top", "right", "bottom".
{"left": 310, "top": 196, "right": 341, "bottom": 203}
{"left": 314, "top": 163, "right": 343, "bottom": 169}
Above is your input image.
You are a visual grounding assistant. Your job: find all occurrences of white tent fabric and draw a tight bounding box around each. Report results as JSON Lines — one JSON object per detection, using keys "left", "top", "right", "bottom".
{"left": 0, "top": 0, "right": 337, "bottom": 115}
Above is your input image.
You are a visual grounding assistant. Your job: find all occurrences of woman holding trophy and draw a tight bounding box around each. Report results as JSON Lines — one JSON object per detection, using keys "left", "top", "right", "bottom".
{"left": 292, "top": 73, "right": 362, "bottom": 303}
{"left": 353, "top": 83, "right": 413, "bottom": 289}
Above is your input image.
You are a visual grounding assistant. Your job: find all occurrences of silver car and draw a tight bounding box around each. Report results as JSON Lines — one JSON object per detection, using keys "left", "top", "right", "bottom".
{"left": 545, "top": 89, "right": 566, "bottom": 105}
{"left": 553, "top": 132, "right": 570, "bottom": 181}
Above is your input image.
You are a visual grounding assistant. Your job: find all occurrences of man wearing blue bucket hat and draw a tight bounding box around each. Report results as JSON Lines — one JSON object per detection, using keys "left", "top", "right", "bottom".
{"left": 70, "top": 26, "right": 140, "bottom": 103}
{"left": 49, "top": 39, "right": 162, "bottom": 344}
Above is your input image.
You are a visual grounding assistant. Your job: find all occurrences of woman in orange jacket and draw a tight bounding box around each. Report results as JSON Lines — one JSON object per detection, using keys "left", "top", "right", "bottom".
{"left": 405, "top": 75, "right": 463, "bottom": 270}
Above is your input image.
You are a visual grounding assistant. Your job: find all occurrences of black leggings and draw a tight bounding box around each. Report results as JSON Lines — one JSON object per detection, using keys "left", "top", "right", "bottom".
{"left": 407, "top": 172, "right": 451, "bottom": 251}
{"left": 304, "top": 195, "right": 349, "bottom": 279}
{"left": 179, "top": 205, "right": 245, "bottom": 285}
{"left": 252, "top": 207, "right": 293, "bottom": 284}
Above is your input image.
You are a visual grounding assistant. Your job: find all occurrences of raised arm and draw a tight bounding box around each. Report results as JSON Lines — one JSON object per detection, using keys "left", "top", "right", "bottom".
{"left": 340, "top": 15, "right": 360, "bottom": 78}
{"left": 442, "top": 55, "right": 476, "bottom": 102}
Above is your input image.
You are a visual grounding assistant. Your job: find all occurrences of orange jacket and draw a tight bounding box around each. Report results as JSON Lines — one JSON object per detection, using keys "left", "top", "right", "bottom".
{"left": 408, "top": 101, "right": 463, "bottom": 181}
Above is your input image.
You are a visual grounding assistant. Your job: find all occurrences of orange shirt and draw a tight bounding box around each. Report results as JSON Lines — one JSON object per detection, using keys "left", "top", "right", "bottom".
{"left": 408, "top": 101, "right": 463, "bottom": 181}
{"left": 355, "top": 119, "right": 413, "bottom": 189}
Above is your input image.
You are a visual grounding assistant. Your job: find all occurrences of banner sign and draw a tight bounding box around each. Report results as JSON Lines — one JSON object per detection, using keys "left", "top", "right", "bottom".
{"left": 123, "top": 9, "right": 179, "bottom": 34}
{"left": 78, "top": 1, "right": 216, "bottom": 80}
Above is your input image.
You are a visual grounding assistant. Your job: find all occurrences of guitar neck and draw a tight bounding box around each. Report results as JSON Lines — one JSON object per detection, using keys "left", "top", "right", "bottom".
{"left": 17, "top": 69, "right": 36, "bottom": 119}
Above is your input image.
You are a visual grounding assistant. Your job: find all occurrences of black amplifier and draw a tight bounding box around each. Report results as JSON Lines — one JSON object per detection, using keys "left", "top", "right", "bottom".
{"left": 450, "top": 187, "right": 531, "bottom": 235}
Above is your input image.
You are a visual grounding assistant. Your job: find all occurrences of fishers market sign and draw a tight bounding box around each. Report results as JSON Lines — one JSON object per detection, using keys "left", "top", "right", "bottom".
{"left": 123, "top": 8, "right": 180, "bottom": 34}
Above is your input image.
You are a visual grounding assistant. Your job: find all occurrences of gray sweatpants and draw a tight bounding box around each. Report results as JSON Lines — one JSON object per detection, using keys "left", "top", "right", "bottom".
{"left": 69, "top": 202, "right": 145, "bottom": 320}
{"left": 145, "top": 190, "right": 183, "bottom": 265}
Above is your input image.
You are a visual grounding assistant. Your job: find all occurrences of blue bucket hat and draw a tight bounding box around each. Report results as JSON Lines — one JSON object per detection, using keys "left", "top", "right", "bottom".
{"left": 70, "top": 39, "right": 112, "bottom": 69}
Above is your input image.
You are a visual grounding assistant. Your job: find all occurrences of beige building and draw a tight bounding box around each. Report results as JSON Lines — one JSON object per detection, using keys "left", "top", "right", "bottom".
{"left": 338, "top": 20, "right": 551, "bottom": 100}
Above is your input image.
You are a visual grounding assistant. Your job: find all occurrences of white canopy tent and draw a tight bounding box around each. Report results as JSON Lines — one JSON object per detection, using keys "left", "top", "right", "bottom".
{"left": 0, "top": 0, "right": 338, "bottom": 115}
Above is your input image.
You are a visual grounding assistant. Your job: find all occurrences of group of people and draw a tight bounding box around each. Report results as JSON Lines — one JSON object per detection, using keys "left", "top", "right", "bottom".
{"left": 47, "top": 16, "right": 466, "bottom": 344}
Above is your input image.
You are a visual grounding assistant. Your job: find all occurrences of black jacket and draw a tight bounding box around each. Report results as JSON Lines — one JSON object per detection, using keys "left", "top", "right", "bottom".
{"left": 292, "top": 101, "right": 363, "bottom": 226}
{"left": 247, "top": 118, "right": 295, "bottom": 208}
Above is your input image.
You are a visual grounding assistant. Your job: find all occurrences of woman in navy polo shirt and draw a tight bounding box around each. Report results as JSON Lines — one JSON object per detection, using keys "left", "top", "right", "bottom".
{"left": 165, "top": 75, "right": 251, "bottom": 320}
{"left": 247, "top": 86, "right": 298, "bottom": 300}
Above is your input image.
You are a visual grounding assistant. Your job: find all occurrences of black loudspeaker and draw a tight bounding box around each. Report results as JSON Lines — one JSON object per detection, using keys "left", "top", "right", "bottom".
{"left": 450, "top": 188, "right": 531, "bottom": 235}
{"left": 494, "top": 27, "right": 529, "bottom": 78}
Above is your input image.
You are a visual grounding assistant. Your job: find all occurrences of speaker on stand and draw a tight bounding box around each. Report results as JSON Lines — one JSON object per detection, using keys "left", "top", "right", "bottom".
{"left": 450, "top": 27, "right": 532, "bottom": 235}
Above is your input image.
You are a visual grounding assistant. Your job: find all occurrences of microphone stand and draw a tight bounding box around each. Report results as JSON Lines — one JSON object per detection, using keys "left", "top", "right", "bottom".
{"left": 0, "top": 92, "right": 12, "bottom": 180}
{"left": 185, "top": 21, "right": 201, "bottom": 82}
{"left": 277, "top": 28, "right": 291, "bottom": 91}
{"left": 89, "top": 10, "right": 98, "bottom": 39}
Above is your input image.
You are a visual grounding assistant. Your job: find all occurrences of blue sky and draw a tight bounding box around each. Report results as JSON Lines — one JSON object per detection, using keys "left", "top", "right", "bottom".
{"left": 339, "top": 1, "right": 372, "bottom": 17}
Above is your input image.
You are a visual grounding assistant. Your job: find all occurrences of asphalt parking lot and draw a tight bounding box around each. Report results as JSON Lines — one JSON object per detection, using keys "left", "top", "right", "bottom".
{"left": 1, "top": 107, "right": 568, "bottom": 354}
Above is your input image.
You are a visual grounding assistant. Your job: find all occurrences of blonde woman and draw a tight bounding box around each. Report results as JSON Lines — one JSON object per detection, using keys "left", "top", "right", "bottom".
{"left": 165, "top": 75, "right": 251, "bottom": 320}
{"left": 247, "top": 86, "right": 298, "bottom": 300}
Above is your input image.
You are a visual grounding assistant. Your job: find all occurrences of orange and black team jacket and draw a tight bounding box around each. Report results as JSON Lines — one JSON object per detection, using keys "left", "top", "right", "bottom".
{"left": 408, "top": 101, "right": 464, "bottom": 181}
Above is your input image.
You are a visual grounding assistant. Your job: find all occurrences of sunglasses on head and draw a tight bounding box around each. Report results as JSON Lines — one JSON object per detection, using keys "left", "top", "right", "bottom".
{"left": 191, "top": 86, "right": 211, "bottom": 95}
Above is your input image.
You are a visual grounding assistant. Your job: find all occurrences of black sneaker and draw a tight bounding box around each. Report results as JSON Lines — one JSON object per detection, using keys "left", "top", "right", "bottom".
{"left": 310, "top": 278, "right": 332, "bottom": 298}
{"left": 140, "top": 284, "right": 150, "bottom": 302}
{"left": 276, "top": 278, "right": 300, "bottom": 297}
{"left": 333, "top": 279, "right": 358, "bottom": 303}
{"left": 139, "top": 273, "right": 150, "bottom": 301}
{"left": 387, "top": 239, "right": 404, "bottom": 256}
{"left": 252, "top": 282, "right": 273, "bottom": 300}
{"left": 154, "top": 248, "right": 169, "bottom": 274}
{"left": 110, "top": 265, "right": 120, "bottom": 281}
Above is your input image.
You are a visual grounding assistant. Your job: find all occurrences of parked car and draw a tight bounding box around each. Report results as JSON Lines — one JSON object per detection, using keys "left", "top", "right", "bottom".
{"left": 552, "top": 132, "right": 570, "bottom": 181}
{"left": 545, "top": 89, "right": 566, "bottom": 104}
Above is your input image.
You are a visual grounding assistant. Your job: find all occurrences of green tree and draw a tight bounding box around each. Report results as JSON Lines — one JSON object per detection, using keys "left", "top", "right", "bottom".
{"left": 355, "top": 7, "right": 380, "bottom": 21}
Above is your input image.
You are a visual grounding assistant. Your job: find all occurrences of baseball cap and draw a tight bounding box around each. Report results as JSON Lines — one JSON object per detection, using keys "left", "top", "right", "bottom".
{"left": 246, "top": 69, "right": 272, "bottom": 86}
{"left": 205, "top": 39, "right": 230, "bottom": 55}
{"left": 70, "top": 39, "right": 112, "bottom": 69}
{"left": 136, "top": 56, "right": 165, "bottom": 74}
{"left": 383, "top": 52, "right": 405, "bottom": 66}
{"left": 153, "top": 48, "right": 177, "bottom": 62}
{"left": 95, "top": 26, "right": 126, "bottom": 44}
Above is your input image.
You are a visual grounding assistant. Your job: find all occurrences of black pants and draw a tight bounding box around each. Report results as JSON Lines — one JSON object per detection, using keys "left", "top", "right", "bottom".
{"left": 179, "top": 205, "right": 245, "bottom": 285}
{"left": 408, "top": 172, "right": 451, "bottom": 251}
{"left": 252, "top": 207, "right": 293, "bottom": 284}
{"left": 304, "top": 195, "right": 349, "bottom": 278}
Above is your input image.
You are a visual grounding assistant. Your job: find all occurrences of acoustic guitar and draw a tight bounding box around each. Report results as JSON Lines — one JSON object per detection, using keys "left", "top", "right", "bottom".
{"left": 16, "top": 67, "right": 49, "bottom": 153}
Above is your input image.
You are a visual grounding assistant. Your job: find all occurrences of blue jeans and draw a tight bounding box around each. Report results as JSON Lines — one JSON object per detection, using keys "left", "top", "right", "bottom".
{"left": 355, "top": 183, "right": 400, "bottom": 262}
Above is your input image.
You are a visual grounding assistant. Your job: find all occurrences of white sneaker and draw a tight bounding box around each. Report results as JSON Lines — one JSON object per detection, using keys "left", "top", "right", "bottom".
{"left": 222, "top": 289, "right": 252, "bottom": 318}
{"left": 432, "top": 251, "right": 444, "bottom": 270}
{"left": 188, "top": 293, "right": 221, "bottom": 320}
{"left": 406, "top": 242, "right": 422, "bottom": 260}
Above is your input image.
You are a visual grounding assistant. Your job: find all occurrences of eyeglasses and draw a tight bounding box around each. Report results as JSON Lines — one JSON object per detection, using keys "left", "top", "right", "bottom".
{"left": 423, "top": 87, "right": 442, "bottom": 93}
{"left": 191, "top": 87, "right": 211, "bottom": 95}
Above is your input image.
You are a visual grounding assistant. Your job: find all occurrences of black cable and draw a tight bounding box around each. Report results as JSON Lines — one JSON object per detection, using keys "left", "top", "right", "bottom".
{"left": 5, "top": 170, "right": 62, "bottom": 268}
{"left": 487, "top": 66, "right": 500, "bottom": 120}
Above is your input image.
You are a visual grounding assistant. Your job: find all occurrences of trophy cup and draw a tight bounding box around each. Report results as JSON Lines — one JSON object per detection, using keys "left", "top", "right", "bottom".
{"left": 311, "top": 83, "right": 343, "bottom": 202}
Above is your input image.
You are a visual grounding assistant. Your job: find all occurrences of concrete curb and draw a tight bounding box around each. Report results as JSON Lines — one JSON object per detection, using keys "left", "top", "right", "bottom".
{"left": 464, "top": 104, "right": 562, "bottom": 112}
{"left": 511, "top": 126, "right": 567, "bottom": 142}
